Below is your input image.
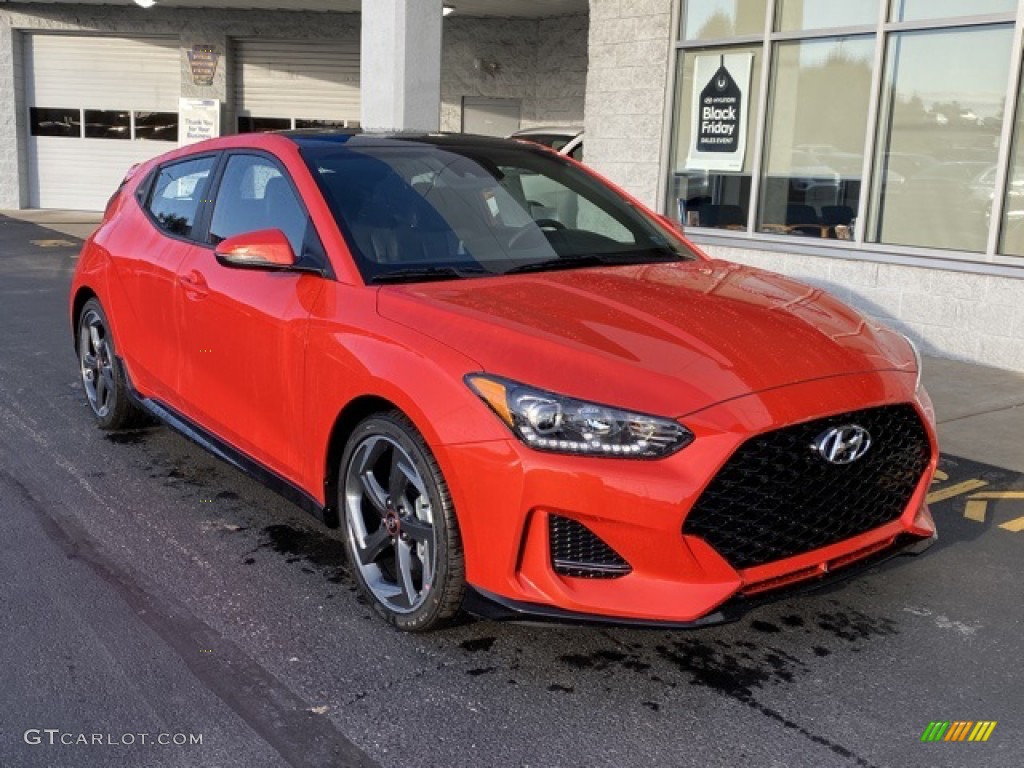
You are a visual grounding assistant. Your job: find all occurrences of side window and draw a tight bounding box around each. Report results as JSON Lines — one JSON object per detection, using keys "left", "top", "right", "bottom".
{"left": 209, "top": 155, "right": 309, "bottom": 256}
{"left": 146, "top": 156, "right": 216, "bottom": 238}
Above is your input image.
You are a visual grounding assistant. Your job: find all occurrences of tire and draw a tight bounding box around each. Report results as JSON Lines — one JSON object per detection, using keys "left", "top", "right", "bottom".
{"left": 339, "top": 410, "right": 465, "bottom": 631}
{"left": 77, "top": 298, "right": 147, "bottom": 431}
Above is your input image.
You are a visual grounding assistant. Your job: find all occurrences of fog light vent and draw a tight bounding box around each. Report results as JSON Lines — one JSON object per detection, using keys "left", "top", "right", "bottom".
{"left": 548, "top": 514, "right": 632, "bottom": 579}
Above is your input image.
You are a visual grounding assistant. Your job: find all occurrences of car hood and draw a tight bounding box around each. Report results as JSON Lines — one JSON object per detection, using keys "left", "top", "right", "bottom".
{"left": 376, "top": 260, "right": 915, "bottom": 417}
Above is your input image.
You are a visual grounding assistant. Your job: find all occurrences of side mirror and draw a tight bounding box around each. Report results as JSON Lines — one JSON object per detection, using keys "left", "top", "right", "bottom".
{"left": 215, "top": 229, "right": 297, "bottom": 270}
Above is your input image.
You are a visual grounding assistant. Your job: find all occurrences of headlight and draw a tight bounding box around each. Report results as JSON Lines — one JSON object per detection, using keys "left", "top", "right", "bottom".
{"left": 466, "top": 374, "right": 694, "bottom": 458}
{"left": 900, "top": 333, "right": 923, "bottom": 393}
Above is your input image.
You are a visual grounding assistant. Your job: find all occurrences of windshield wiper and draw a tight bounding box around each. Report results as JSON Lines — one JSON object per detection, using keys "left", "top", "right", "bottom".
{"left": 369, "top": 266, "right": 491, "bottom": 284}
{"left": 504, "top": 248, "right": 681, "bottom": 275}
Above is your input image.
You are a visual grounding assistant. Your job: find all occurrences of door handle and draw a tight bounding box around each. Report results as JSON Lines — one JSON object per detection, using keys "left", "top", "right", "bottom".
{"left": 178, "top": 269, "right": 209, "bottom": 299}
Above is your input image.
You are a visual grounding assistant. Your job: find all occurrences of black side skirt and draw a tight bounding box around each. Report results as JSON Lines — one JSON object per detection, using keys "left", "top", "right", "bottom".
{"left": 125, "top": 375, "right": 338, "bottom": 528}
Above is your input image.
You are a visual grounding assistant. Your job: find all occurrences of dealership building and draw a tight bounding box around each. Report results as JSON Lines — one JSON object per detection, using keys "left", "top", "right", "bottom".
{"left": 1, "top": 0, "right": 1022, "bottom": 372}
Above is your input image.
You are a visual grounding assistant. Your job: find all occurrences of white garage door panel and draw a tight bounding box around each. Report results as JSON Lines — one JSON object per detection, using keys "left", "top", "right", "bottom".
{"left": 26, "top": 34, "right": 179, "bottom": 210}
{"left": 27, "top": 35, "right": 180, "bottom": 111}
{"left": 29, "top": 138, "right": 165, "bottom": 211}
{"left": 236, "top": 39, "right": 360, "bottom": 121}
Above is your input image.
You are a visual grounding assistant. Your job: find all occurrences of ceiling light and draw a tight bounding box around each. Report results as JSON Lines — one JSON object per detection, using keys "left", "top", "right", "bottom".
{"left": 443, "top": 5, "right": 455, "bottom": 15}
{"left": 134, "top": 0, "right": 156, "bottom": 7}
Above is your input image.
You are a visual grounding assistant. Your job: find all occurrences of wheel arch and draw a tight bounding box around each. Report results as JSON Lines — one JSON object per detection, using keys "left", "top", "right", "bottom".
{"left": 322, "top": 394, "right": 403, "bottom": 527}
{"left": 71, "top": 286, "right": 99, "bottom": 352}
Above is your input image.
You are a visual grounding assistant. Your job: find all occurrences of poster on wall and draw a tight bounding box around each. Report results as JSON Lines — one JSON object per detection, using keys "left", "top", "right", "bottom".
{"left": 178, "top": 98, "right": 221, "bottom": 146}
{"left": 686, "top": 53, "right": 753, "bottom": 172}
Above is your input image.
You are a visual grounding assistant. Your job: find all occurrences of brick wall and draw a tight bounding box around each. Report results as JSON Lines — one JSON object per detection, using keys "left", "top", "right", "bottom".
{"left": 440, "top": 14, "right": 588, "bottom": 133}
{"left": 584, "top": 0, "right": 674, "bottom": 208}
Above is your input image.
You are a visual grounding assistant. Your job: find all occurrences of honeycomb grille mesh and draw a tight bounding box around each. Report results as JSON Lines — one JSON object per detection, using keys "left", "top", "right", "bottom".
{"left": 549, "top": 515, "right": 631, "bottom": 579}
{"left": 682, "top": 404, "right": 931, "bottom": 570}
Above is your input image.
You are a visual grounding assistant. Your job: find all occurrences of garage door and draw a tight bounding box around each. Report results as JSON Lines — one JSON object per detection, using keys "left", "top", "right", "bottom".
{"left": 234, "top": 38, "right": 360, "bottom": 133}
{"left": 25, "top": 34, "right": 179, "bottom": 210}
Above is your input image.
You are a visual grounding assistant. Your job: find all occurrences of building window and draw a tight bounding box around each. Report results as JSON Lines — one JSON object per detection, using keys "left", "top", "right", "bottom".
{"left": 237, "top": 116, "right": 292, "bottom": 133}
{"left": 759, "top": 37, "right": 875, "bottom": 240}
{"left": 669, "top": 0, "right": 1023, "bottom": 270}
{"left": 29, "top": 107, "right": 80, "bottom": 137}
{"left": 777, "top": 0, "right": 878, "bottom": 32}
{"left": 889, "top": 0, "right": 1015, "bottom": 23}
{"left": 999, "top": 60, "right": 1024, "bottom": 257}
{"left": 134, "top": 111, "right": 179, "bottom": 142}
{"left": 682, "top": 0, "right": 767, "bottom": 40}
{"left": 238, "top": 116, "right": 357, "bottom": 133}
{"left": 83, "top": 110, "right": 131, "bottom": 140}
{"left": 30, "top": 107, "right": 177, "bottom": 141}
{"left": 867, "top": 25, "right": 1013, "bottom": 252}
{"left": 669, "top": 45, "right": 762, "bottom": 230}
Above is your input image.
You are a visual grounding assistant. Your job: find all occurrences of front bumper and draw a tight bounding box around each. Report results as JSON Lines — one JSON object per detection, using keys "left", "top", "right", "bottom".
{"left": 439, "top": 369, "right": 939, "bottom": 626}
{"left": 463, "top": 532, "right": 936, "bottom": 628}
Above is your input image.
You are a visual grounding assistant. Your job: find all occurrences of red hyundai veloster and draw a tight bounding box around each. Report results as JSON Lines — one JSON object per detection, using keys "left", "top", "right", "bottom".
{"left": 70, "top": 132, "right": 938, "bottom": 631}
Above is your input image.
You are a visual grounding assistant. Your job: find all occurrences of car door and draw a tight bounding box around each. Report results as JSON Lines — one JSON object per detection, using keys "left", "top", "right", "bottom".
{"left": 114, "top": 154, "right": 217, "bottom": 401}
{"left": 173, "top": 151, "right": 328, "bottom": 482}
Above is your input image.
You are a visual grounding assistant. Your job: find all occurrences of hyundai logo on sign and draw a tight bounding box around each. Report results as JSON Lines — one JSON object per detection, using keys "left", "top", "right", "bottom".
{"left": 696, "top": 63, "right": 741, "bottom": 155}
{"left": 814, "top": 425, "right": 872, "bottom": 465}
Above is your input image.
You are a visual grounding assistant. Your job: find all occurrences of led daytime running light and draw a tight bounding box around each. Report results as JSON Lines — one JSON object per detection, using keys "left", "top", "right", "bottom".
{"left": 466, "top": 374, "right": 693, "bottom": 459}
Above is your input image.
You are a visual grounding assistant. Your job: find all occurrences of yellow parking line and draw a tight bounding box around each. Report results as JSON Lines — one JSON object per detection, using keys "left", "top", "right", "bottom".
{"left": 999, "top": 516, "right": 1024, "bottom": 533}
{"left": 966, "top": 491, "right": 1024, "bottom": 500}
{"left": 927, "top": 479, "right": 988, "bottom": 504}
{"left": 964, "top": 499, "right": 988, "bottom": 522}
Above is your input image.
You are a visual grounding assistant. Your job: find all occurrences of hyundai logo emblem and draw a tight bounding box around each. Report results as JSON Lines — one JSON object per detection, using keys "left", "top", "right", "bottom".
{"left": 813, "top": 425, "right": 872, "bottom": 465}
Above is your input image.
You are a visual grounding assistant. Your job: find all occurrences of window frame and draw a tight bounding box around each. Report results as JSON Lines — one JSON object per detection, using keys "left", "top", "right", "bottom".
{"left": 667, "top": 0, "right": 1024, "bottom": 274}
{"left": 142, "top": 152, "right": 222, "bottom": 245}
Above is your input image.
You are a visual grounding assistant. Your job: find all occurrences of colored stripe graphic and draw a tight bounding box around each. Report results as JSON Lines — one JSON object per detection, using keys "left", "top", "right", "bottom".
{"left": 946, "top": 721, "right": 972, "bottom": 741}
{"left": 971, "top": 722, "right": 997, "bottom": 742}
{"left": 921, "top": 721, "right": 996, "bottom": 743}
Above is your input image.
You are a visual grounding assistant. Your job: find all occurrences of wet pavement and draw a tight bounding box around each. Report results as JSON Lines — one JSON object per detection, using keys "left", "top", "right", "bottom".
{"left": 1, "top": 212, "right": 1021, "bottom": 768}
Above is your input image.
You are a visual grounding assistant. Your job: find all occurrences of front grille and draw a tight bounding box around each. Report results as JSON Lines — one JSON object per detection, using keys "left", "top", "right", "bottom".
{"left": 548, "top": 514, "right": 632, "bottom": 578}
{"left": 683, "top": 404, "right": 931, "bottom": 570}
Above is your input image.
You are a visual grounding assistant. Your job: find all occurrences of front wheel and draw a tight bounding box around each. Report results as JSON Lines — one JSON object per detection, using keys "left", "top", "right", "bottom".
{"left": 340, "top": 411, "right": 465, "bottom": 631}
{"left": 77, "top": 298, "right": 146, "bottom": 430}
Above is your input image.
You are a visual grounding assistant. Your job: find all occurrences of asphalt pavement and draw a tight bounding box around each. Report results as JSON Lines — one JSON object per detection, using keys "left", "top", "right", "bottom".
{"left": 0, "top": 212, "right": 1021, "bottom": 768}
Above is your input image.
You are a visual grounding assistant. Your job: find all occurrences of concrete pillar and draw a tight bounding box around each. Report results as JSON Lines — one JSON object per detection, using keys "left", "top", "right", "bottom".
{"left": 0, "top": 23, "right": 24, "bottom": 208}
{"left": 361, "top": 0, "right": 443, "bottom": 132}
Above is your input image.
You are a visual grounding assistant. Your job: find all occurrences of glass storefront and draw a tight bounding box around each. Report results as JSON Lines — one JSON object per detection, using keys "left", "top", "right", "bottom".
{"left": 869, "top": 25, "right": 1013, "bottom": 252}
{"left": 669, "top": 0, "right": 1024, "bottom": 267}
{"left": 760, "top": 37, "right": 875, "bottom": 239}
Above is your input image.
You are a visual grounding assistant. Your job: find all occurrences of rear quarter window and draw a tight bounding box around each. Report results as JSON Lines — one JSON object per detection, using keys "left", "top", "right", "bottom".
{"left": 146, "top": 156, "right": 216, "bottom": 238}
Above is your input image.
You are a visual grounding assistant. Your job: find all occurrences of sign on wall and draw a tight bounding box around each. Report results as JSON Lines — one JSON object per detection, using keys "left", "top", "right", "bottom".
{"left": 178, "top": 98, "right": 221, "bottom": 146}
{"left": 188, "top": 44, "right": 220, "bottom": 86}
{"left": 686, "top": 53, "right": 753, "bottom": 172}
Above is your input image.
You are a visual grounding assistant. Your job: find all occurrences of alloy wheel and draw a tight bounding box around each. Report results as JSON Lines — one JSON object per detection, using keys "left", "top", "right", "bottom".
{"left": 344, "top": 434, "right": 437, "bottom": 614}
{"left": 79, "top": 309, "right": 116, "bottom": 419}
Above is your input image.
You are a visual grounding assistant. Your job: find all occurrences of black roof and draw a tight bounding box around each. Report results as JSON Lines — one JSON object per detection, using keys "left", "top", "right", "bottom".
{"left": 283, "top": 130, "right": 536, "bottom": 151}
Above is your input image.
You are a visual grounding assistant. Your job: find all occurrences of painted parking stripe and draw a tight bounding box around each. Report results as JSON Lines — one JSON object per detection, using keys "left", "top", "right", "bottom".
{"left": 999, "top": 516, "right": 1024, "bottom": 533}
{"left": 927, "top": 479, "right": 988, "bottom": 504}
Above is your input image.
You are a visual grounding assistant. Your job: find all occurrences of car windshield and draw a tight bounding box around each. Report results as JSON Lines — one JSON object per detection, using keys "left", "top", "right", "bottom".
{"left": 301, "top": 140, "right": 696, "bottom": 283}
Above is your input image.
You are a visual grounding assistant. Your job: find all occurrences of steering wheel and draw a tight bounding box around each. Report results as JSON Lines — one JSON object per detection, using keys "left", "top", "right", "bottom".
{"left": 508, "top": 218, "right": 567, "bottom": 249}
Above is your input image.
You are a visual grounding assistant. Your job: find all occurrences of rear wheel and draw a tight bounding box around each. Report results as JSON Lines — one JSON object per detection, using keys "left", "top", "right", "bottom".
{"left": 340, "top": 411, "right": 464, "bottom": 631}
{"left": 77, "top": 298, "right": 146, "bottom": 430}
